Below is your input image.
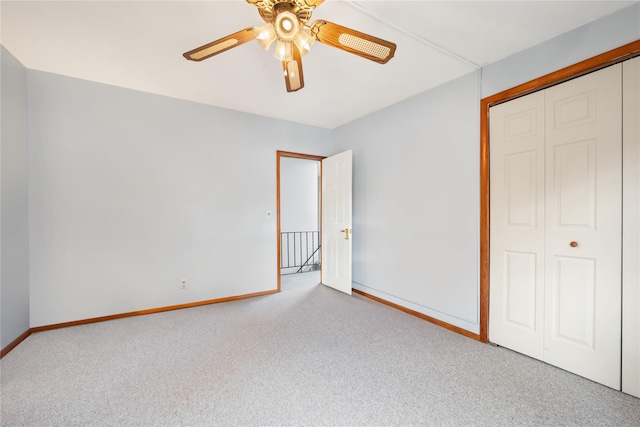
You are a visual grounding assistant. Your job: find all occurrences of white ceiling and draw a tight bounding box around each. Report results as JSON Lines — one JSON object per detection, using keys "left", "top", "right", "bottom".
{"left": 1, "top": 0, "right": 635, "bottom": 128}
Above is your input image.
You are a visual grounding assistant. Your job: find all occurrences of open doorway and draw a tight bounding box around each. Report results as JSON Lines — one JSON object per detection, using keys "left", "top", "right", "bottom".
{"left": 276, "top": 151, "right": 325, "bottom": 291}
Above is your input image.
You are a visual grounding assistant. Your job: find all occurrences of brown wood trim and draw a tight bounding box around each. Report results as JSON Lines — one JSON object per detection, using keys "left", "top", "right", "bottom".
{"left": 276, "top": 151, "right": 326, "bottom": 291}
{"left": 277, "top": 152, "right": 282, "bottom": 292}
{"left": 319, "top": 160, "right": 323, "bottom": 285}
{"left": 1, "top": 329, "right": 32, "bottom": 359}
{"left": 479, "top": 96, "right": 490, "bottom": 343}
{"left": 484, "top": 40, "right": 640, "bottom": 108}
{"left": 479, "top": 39, "right": 640, "bottom": 343}
{"left": 353, "top": 289, "right": 481, "bottom": 341}
{"left": 277, "top": 151, "right": 325, "bottom": 161}
{"left": 29, "top": 289, "right": 278, "bottom": 334}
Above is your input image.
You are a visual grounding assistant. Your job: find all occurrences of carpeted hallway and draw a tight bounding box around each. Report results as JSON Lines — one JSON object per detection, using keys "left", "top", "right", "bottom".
{"left": 1, "top": 280, "right": 639, "bottom": 426}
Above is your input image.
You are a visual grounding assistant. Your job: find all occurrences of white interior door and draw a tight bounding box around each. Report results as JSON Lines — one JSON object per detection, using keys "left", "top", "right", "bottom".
{"left": 321, "top": 150, "right": 352, "bottom": 295}
{"left": 543, "top": 64, "right": 622, "bottom": 389}
{"left": 489, "top": 91, "right": 546, "bottom": 360}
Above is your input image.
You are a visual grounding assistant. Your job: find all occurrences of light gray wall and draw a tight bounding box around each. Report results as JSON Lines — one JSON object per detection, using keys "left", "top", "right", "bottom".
{"left": 333, "top": 71, "right": 481, "bottom": 333}
{"left": 482, "top": 2, "right": 640, "bottom": 97}
{"left": 280, "top": 157, "right": 319, "bottom": 233}
{"left": 333, "top": 3, "right": 640, "bottom": 335}
{"left": 27, "top": 71, "right": 332, "bottom": 327}
{"left": 1, "top": 46, "right": 30, "bottom": 348}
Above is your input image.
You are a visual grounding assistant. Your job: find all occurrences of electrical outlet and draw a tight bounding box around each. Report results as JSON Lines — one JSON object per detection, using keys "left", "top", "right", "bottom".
{"left": 180, "top": 279, "right": 187, "bottom": 289}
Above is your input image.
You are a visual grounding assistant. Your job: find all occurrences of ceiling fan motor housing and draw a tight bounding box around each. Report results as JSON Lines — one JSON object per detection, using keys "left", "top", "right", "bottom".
{"left": 255, "top": 0, "right": 314, "bottom": 26}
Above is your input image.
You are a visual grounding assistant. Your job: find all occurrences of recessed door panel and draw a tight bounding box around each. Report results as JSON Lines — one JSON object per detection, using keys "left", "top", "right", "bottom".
{"left": 504, "top": 251, "right": 537, "bottom": 331}
{"left": 553, "top": 90, "right": 597, "bottom": 130}
{"left": 505, "top": 107, "right": 539, "bottom": 140}
{"left": 506, "top": 151, "right": 537, "bottom": 227}
{"left": 551, "top": 256, "right": 595, "bottom": 349}
{"left": 552, "top": 140, "right": 595, "bottom": 229}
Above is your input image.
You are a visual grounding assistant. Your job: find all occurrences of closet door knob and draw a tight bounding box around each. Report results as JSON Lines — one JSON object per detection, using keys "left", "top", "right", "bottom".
{"left": 570, "top": 241, "right": 578, "bottom": 248}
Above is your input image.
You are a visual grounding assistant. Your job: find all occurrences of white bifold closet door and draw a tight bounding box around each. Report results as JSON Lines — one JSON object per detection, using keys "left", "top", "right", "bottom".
{"left": 489, "top": 64, "right": 622, "bottom": 389}
{"left": 622, "top": 57, "right": 640, "bottom": 398}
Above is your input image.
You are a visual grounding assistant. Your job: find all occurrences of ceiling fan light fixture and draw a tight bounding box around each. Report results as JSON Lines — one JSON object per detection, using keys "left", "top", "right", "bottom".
{"left": 293, "top": 28, "right": 314, "bottom": 56}
{"left": 254, "top": 22, "right": 277, "bottom": 51}
{"left": 274, "top": 40, "right": 293, "bottom": 62}
{"left": 275, "top": 11, "right": 300, "bottom": 42}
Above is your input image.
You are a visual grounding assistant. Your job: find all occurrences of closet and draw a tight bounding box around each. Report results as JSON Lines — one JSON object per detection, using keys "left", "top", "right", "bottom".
{"left": 488, "top": 58, "right": 640, "bottom": 395}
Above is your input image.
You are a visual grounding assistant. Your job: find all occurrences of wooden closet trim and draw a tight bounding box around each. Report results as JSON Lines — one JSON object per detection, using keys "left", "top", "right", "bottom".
{"left": 479, "top": 39, "right": 640, "bottom": 343}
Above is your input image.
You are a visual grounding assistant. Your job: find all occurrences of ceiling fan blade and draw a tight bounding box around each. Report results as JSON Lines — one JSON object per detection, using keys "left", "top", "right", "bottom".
{"left": 183, "top": 28, "right": 255, "bottom": 61}
{"left": 310, "top": 20, "right": 396, "bottom": 64}
{"left": 282, "top": 44, "right": 304, "bottom": 92}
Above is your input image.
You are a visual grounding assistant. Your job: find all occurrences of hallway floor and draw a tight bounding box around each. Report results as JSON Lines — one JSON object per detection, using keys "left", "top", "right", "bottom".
{"left": 280, "top": 270, "right": 320, "bottom": 292}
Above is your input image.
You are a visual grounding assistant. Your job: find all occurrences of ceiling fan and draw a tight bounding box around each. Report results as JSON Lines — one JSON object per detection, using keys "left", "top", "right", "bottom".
{"left": 183, "top": 0, "right": 397, "bottom": 92}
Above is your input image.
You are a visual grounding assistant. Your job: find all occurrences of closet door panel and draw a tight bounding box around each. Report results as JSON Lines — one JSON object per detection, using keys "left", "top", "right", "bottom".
{"left": 489, "top": 92, "right": 545, "bottom": 359}
{"left": 622, "top": 56, "right": 640, "bottom": 398}
{"left": 544, "top": 64, "right": 622, "bottom": 390}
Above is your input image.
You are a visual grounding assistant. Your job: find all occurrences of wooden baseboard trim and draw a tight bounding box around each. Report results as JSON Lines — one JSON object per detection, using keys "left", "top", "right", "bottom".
{"left": 2, "top": 290, "right": 278, "bottom": 358}
{"left": 30, "top": 289, "right": 279, "bottom": 333}
{"left": 2, "top": 289, "right": 278, "bottom": 358}
{"left": 1, "top": 329, "right": 32, "bottom": 359}
{"left": 352, "top": 289, "right": 481, "bottom": 341}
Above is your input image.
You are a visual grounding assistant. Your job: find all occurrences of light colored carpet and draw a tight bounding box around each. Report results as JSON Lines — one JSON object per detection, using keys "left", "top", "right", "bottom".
{"left": 281, "top": 270, "right": 320, "bottom": 292}
{"left": 1, "top": 281, "right": 639, "bottom": 426}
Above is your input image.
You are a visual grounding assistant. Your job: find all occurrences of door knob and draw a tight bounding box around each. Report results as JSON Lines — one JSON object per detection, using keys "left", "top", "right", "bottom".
{"left": 340, "top": 228, "right": 352, "bottom": 240}
{"left": 570, "top": 241, "right": 578, "bottom": 248}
